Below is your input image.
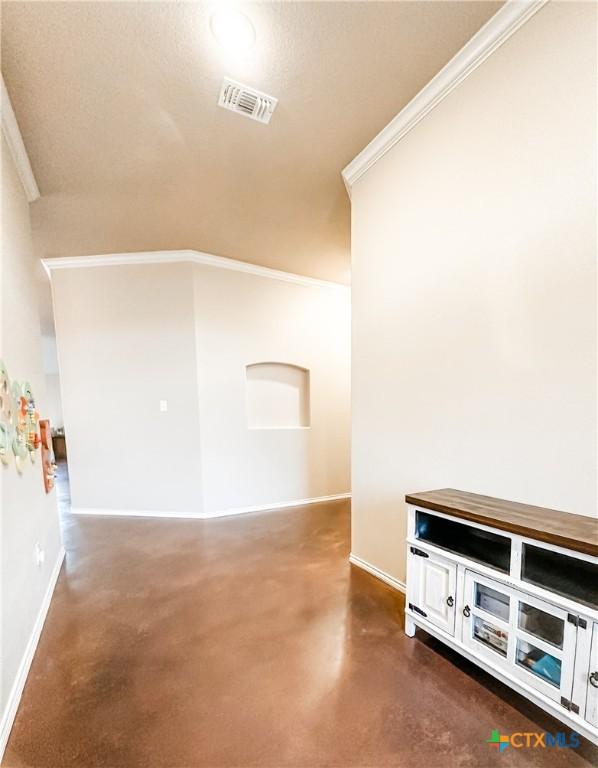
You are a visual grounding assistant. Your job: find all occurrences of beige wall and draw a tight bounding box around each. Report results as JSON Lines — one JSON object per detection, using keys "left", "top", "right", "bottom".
{"left": 41, "top": 334, "right": 63, "bottom": 429}
{"left": 51, "top": 260, "right": 350, "bottom": 516}
{"left": 44, "top": 373, "right": 63, "bottom": 430}
{"left": 193, "top": 264, "right": 350, "bottom": 514}
{"left": 1, "top": 134, "right": 62, "bottom": 743}
{"left": 51, "top": 262, "right": 204, "bottom": 514}
{"left": 351, "top": 1, "right": 597, "bottom": 585}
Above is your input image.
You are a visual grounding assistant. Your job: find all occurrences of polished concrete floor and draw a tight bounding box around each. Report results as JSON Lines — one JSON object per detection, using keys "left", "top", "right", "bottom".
{"left": 4, "top": 468, "right": 597, "bottom": 767}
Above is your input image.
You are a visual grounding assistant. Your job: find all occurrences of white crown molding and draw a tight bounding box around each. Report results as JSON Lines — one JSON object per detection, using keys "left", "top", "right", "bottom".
{"left": 0, "top": 547, "right": 65, "bottom": 762}
{"left": 71, "top": 493, "right": 351, "bottom": 520}
{"left": 1, "top": 74, "right": 40, "bottom": 203}
{"left": 341, "top": 0, "right": 548, "bottom": 195}
{"left": 349, "top": 553, "right": 406, "bottom": 593}
{"left": 42, "top": 249, "right": 349, "bottom": 290}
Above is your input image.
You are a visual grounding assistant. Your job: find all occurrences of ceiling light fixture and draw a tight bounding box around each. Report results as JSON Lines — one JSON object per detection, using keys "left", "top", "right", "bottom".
{"left": 210, "top": 7, "right": 256, "bottom": 54}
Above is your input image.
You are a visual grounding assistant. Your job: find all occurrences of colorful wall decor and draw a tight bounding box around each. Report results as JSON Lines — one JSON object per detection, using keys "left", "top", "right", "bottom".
{"left": 39, "top": 419, "right": 57, "bottom": 493}
{"left": 0, "top": 359, "right": 14, "bottom": 466}
{"left": 0, "top": 358, "right": 55, "bottom": 491}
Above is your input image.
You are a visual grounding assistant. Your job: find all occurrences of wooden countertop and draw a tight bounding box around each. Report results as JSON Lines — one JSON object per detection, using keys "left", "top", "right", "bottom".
{"left": 405, "top": 488, "right": 598, "bottom": 558}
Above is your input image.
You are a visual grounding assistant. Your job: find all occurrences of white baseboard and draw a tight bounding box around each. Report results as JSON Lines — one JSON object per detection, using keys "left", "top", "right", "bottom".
{"left": 71, "top": 493, "right": 351, "bottom": 520}
{"left": 349, "top": 553, "right": 406, "bottom": 593}
{"left": 71, "top": 507, "right": 204, "bottom": 519}
{"left": 203, "top": 493, "right": 351, "bottom": 519}
{"left": 0, "top": 546, "right": 66, "bottom": 762}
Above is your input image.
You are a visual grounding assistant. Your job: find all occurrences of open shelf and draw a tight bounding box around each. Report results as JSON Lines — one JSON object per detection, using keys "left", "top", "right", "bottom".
{"left": 521, "top": 544, "right": 598, "bottom": 610}
{"left": 415, "top": 510, "right": 511, "bottom": 573}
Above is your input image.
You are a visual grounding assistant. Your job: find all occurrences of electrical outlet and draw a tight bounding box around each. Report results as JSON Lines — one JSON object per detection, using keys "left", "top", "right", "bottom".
{"left": 35, "top": 542, "right": 45, "bottom": 567}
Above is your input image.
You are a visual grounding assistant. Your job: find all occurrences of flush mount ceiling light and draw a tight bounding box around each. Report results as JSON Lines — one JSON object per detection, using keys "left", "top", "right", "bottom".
{"left": 210, "top": 7, "right": 256, "bottom": 54}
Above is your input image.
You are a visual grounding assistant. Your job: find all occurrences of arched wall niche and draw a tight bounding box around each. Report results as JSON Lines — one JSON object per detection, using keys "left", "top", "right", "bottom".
{"left": 246, "top": 362, "right": 310, "bottom": 429}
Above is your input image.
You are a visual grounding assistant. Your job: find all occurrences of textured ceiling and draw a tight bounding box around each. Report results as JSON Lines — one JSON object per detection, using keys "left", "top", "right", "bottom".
{"left": 1, "top": 1, "right": 501, "bottom": 282}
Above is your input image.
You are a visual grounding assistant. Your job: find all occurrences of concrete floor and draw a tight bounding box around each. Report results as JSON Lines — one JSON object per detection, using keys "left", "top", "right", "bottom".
{"left": 3, "top": 467, "right": 597, "bottom": 767}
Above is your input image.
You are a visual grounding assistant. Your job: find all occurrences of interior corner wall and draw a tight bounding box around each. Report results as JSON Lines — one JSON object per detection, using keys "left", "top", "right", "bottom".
{"left": 1, "top": 134, "right": 62, "bottom": 740}
{"left": 50, "top": 261, "right": 350, "bottom": 517}
{"left": 51, "top": 262, "right": 204, "bottom": 514}
{"left": 192, "top": 264, "right": 350, "bottom": 514}
{"left": 350, "top": 1, "right": 597, "bottom": 585}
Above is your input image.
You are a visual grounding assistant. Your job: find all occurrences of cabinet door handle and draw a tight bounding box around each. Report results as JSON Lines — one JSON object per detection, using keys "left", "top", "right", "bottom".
{"left": 590, "top": 672, "right": 598, "bottom": 689}
{"left": 463, "top": 605, "right": 471, "bottom": 618}
{"left": 410, "top": 547, "right": 429, "bottom": 558}
{"left": 446, "top": 596, "right": 454, "bottom": 607}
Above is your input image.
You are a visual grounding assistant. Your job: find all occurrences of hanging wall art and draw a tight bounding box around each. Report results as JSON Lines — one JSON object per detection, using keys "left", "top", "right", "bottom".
{"left": 0, "top": 358, "right": 56, "bottom": 491}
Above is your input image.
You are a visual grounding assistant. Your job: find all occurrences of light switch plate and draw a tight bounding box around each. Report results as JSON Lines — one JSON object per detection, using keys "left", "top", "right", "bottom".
{"left": 35, "top": 542, "right": 45, "bottom": 567}
{"left": 159, "top": 400, "right": 168, "bottom": 412}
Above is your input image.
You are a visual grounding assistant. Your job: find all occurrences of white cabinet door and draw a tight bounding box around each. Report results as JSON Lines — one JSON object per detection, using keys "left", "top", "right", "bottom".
{"left": 509, "top": 591, "right": 577, "bottom": 706}
{"left": 462, "top": 570, "right": 578, "bottom": 707}
{"left": 585, "top": 622, "right": 598, "bottom": 727}
{"left": 462, "top": 570, "right": 512, "bottom": 672}
{"left": 407, "top": 546, "right": 457, "bottom": 636}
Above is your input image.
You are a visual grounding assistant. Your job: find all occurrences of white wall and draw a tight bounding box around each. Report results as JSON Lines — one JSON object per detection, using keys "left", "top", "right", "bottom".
{"left": 51, "top": 262, "right": 204, "bottom": 514}
{"left": 50, "top": 259, "right": 350, "bottom": 516}
{"left": 193, "top": 264, "right": 350, "bottom": 514}
{"left": 41, "top": 335, "right": 63, "bottom": 429}
{"left": 1, "top": 134, "right": 62, "bottom": 748}
{"left": 350, "top": 1, "right": 597, "bottom": 585}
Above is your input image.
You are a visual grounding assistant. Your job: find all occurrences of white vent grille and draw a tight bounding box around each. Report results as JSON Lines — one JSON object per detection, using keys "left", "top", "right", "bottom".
{"left": 218, "top": 77, "right": 277, "bottom": 125}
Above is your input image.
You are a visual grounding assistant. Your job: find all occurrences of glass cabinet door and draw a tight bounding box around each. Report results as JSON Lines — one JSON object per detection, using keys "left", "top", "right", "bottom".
{"left": 462, "top": 572, "right": 513, "bottom": 671}
{"left": 509, "top": 593, "right": 576, "bottom": 704}
{"left": 462, "top": 571, "right": 578, "bottom": 706}
{"left": 515, "top": 638, "right": 562, "bottom": 688}
{"left": 518, "top": 602, "right": 564, "bottom": 648}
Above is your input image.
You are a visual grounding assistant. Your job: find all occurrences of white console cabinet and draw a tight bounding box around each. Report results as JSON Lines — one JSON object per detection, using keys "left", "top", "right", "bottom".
{"left": 404, "top": 489, "right": 598, "bottom": 746}
{"left": 407, "top": 547, "right": 456, "bottom": 635}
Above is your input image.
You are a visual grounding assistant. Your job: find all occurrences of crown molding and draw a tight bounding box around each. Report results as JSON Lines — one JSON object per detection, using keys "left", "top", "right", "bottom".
{"left": 1, "top": 74, "right": 40, "bottom": 202}
{"left": 41, "top": 249, "right": 349, "bottom": 290}
{"left": 341, "top": 0, "right": 548, "bottom": 195}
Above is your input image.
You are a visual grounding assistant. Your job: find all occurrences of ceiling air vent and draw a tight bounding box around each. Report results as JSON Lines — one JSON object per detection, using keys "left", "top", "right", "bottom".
{"left": 218, "top": 77, "right": 278, "bottom": 125}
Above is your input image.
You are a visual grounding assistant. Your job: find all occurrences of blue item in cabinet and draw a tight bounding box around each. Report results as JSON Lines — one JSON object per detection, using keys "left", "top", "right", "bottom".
{"left": 531, "top": 653, "right": 562, "bottom": 686}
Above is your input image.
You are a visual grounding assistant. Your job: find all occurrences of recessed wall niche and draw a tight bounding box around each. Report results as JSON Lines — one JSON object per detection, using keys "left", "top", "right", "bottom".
{"left": 246, "top": 363, "right": 310, "bottom": 429}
